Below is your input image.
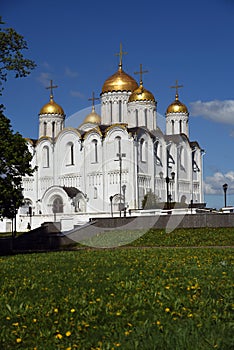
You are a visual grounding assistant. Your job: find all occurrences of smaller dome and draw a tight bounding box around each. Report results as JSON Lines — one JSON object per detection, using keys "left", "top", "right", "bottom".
{"left": 166, "top": 93, "right": 188, "bottom": 114}
{"left": 83, "top": 106, "right": 101, "bottom": 124}
{"left": 128, "top": 82, "right": 155, "bottom": 102}
{"left": 40, "top": 95, "right": 64, "bottom": 115}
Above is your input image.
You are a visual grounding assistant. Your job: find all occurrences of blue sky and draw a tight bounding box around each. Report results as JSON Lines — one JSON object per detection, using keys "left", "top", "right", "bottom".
{"left": 2, "top": 0, "right": 234, "bottom": 209}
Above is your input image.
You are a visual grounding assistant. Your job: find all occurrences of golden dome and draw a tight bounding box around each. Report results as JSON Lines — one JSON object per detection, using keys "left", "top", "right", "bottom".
{"left": 40, "top": 95, "right": 64, "bottom": 115}
{"left": 83, "top": 106, "right": 101, "bottom": 124}
{"left": 102, "top": 65, "right": 138, "bottom": 94}
{"left": 166, "top": 93, "right": 188, "bottom": 114}
{"left": 128, "top": 81, "right": 155, "bottom": 102}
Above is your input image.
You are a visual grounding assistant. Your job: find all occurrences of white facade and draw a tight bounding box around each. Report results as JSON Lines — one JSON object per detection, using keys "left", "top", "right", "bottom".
{"left": 1, "top": 59, "right": 205, "bottom": 232}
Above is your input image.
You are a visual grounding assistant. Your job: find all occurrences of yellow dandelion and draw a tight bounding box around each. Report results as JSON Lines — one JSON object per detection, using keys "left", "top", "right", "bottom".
{"left": 6, "top": 316, "right": 10, "bottom": 320}
{"left": 33, "top": 318, "right": 37, "bottom": 323}
{"left": 125, "top": 330, "right": 130, "bottom": 336}
{"left": 55, "top": 333, "right": 63, "bottom": 339}
{"left": 116, "top": 311, "right": 121, "bottom": 316}
{"left": 156, "top": 320, "right": 161, "bottom": 325}
{"left": 70, "top": 308, "right": 76, "bottom": 313}
{"left": 96, "top": 298, "right": 101, "bottom": 302}
{"left": 165, "top": 307, "right": 170, "bottom": 313}
{"left": 54, "top": 308, "right": 59, "bottom": 313}
{"left": 16, "top": 338, "right": 22, "bottom": 343}
{"left": 66, "top": 331, "right": 71, "bottom": 337}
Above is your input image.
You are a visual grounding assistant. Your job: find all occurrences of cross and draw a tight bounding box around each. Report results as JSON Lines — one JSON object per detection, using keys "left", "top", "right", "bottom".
{"left": 170, "top": 80, "right": 183, "bottom": 96}
{"left": 46, "top": 80, "right": 58, "bottom": 97}
{"left": 134, "top": 63, "right": 148, "bottom": 84}
{"left": 88, "top": 92, "right": 99, "bottom": 108}
{"left": 115, "top": 43, "right": 128, "bottom": 67}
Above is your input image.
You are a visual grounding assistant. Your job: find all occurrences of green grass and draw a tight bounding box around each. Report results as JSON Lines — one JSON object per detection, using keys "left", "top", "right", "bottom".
{"left": 0, "top": 248, "right": 233, "bottom": 349}
{"left": 78, "top": 227, "right": 234, "bottom": 248}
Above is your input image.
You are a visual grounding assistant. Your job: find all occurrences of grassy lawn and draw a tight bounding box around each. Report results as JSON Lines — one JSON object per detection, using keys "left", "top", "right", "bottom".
{"left": 78, "top": 227, "right": 234, "bottom": 248}
{"left": 0, "top": 247, "right": 233, "bottom": 349}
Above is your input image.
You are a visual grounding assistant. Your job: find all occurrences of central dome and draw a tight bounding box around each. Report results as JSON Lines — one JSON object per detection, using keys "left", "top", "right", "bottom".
{"left": 102, "top": 65, "right": 138, "bottom": 94}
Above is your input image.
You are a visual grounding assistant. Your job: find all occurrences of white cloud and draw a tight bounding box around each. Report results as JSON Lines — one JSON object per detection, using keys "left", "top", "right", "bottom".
{"left": 190, "top": 100, "right": 234, "bottom": 125}
{"left": 65, "top": 67, "right": 78, "bottom": 78}
{"left": 37, "top": 72, "right": 51, "bottom": 86}
{"left": 70, "top": 90, "right": 84, "bottom": 99}
{"left": 204, "top": 171, "right": 234, "bottom": 195}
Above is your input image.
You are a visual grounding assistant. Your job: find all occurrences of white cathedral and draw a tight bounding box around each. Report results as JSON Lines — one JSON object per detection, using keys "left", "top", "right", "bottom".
{"left": 5, "top": 47, "right": 205, "bottom": 232}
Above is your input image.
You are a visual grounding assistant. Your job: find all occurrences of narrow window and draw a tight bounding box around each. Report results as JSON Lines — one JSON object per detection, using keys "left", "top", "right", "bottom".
{"left": 172, "top": 120, "right": 175, "bottom": 134}
{"left": 110, "top": 101, "right": 113, "bottom": 123}
{"left": 119, "top": 100, "right": 122, "bottom": 122}
{"left": 43, "top": 122, "right": 47, "bottom": 136}
{"left": 52, "top": 121, "right": 55, "bottom": 139}
{"left": 92, "top": 139, "right": 98, "bottom": 163}
{"left": 179, "top": 120, "right": 182, "bottom": 133}
{"left": 43, "top": 146, "right": 49, "bottom": 168}
{"left": 115, "top": 136, "right": 121, "bottom": 155}
{"left": 66, "top": 143, "right": 74, "bottom": 166}
{"left": 145, "top": 109, "right": 147, "bottom": 127}
{"left": 140, "top": 138, "right": 147, "bottom": 162}
{"left": 136, "top": 109, "right": 138, "bottom": 127}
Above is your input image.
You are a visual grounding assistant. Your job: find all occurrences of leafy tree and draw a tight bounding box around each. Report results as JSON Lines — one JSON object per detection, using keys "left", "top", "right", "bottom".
{"left": 142, "top": 190, "right": 160, "bottom": 209}
{"left": 0, "top": 16, "right": 36, "bottom": 96}
{"left": 0, "top": 110, "right": 34, "bottom": 219}
{"left": 0, "top": 18, "right": 36, "bottom": 220}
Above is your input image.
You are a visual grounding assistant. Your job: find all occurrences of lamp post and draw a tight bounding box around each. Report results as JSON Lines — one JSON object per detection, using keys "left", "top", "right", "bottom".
{"left": 115, "top": 152, "right": 126, "bottom": 217}
{"left": 110, "top": 196, "right": 113, "bottom": 217}
{"left": 122, "top": 184, "right": 126, "bottom": 216}
{"left": 223, "top": 183, "right": 228, "bottom": 208}
{"left": 166, "top": 172, "right": 175, "bottom": 210}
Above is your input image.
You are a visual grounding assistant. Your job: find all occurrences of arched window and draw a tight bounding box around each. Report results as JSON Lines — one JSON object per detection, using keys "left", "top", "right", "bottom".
{"left": 115, "top": 136, "right": 121, "bottom": 155}
{"left": 66, "top": 142, "right": 74, "bottom": 166}
{"left": 172, "top": 120, "right": 175, "bottom": 134}
{"left": 145, "top": 109, "right": 148, "bottom": 128}
{"left": 179, "top": 120, "right": 182, "bottom": 133}
{"left": 43, "top": 146, "right": 49, "bottom": 168}
{"left": 52, "top": 121, "right": 55, "bottom": 139}
{"left": 140, "top": 138, "right": 147, "bottom": 162}
{"left": 155, "top": 141, "right": 162, "bottom": 165}
{"left": 119, "top": 100, "right": 122, "bottom": 122}
{"left": 91, "top": 139, "right": 98, "bottom": 163}
{"left": 110, "top": 101, "right": 113, "bottom": 123}
{"left": 52, "top": 196, "right": 63, "bottom": 213}
{"left": 43, "top": 122, "right": 47, "bottom": 136}
{"left": 20, "top": 199, "right": 33, "bottom": 215}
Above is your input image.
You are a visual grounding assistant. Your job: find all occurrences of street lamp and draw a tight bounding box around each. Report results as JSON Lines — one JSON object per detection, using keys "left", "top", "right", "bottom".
{"left": 115, "top": 152, "right": 126, "bottom": 217}
{"left": 110, "top": 196, "right": 113, "bottom": 217}
{"left": 166, "top": 172, "right": 175, "bottom": 210}
{"left": 223, "top": 183, "right": 228, "bottom": 208}
{"left": 122, "top": 184, "right": 126, "bottom": 216}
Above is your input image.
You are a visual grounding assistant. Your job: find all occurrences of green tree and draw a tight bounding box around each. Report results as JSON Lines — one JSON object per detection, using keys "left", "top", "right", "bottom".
{"left": 142, "top": 190, "right": 160, "bottom": 209}
{"left": 0, "top": 17, "right": 36, "bottom": 220}
{"left": 0, "top": 16, "right": 36, "bottom": 95}
{"left": 0, "top": 110, "right": 34, "bottom": 219}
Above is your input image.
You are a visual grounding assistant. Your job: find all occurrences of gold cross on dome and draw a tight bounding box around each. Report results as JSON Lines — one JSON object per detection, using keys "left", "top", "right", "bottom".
{"left": 88, "top": 92, "right": 99, "bottom": 108}
{"left": 115, "top": 43, "right": 128, "bottom": 67}
{"left": 46, "top": 80, "right": 58, "bottom": 97}
{"left": 170, "top": 80, "right": 183, "bottom": 95}
{"left": 134, "top": 63, "right": 148, "bottom": 84}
